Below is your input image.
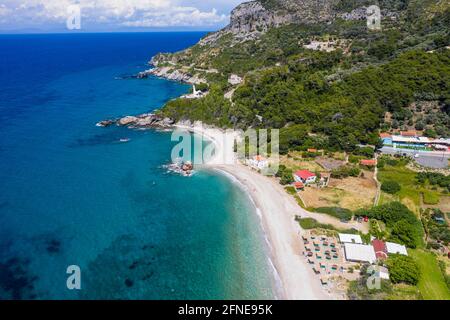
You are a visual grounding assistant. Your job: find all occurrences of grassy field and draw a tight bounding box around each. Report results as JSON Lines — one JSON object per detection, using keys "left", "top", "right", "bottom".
{"left": 409, "top": 249, "right": 450, "bottom": 300}
{"left": 378, "top": 163, "right": 443, "bottom": 213}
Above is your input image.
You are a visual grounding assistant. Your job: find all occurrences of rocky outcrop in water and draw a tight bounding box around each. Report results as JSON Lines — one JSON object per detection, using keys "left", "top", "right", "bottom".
{"left": 97, "top": 114, "right": 175, "bottom": 129}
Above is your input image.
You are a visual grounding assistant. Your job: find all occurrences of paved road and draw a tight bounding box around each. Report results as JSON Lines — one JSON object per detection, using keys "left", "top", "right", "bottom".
{"left": 380, "top": 147, "right": 449, "bottom": 169}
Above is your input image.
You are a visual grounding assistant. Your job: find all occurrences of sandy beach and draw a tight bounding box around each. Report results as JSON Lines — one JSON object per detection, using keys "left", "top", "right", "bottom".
{"left": 214, "top": 164, "right": 329, "bottom": 300}
{"left": 176, "top": 123, "right": 330, "bottom": 300}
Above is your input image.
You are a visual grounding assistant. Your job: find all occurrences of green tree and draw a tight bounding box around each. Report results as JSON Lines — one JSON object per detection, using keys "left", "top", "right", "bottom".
{"left": 389, "top": 219, "right": 420, "bottom": 248}
{"left": 280, "top": 169, "right": 294, "bottom": 185}
{"left": 381, "top": 181, "right": 401, "bottom": 194}
{"left": 386, "top": 254, "right": 421, "bottom": 285}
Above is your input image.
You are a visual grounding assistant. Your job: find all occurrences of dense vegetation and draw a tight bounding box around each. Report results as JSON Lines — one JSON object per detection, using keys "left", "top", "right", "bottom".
{"left": 296, "top": 217, "right": 358, "bottom": 234}
{"left": 356, "top": 202, "right": 424, "bottom": 248}
{"left": 423, "top": 208, "right": 450, "bottom": 246}
{"left": 315, "top": 207, "right": 353, "bottom": 221}
{"left": 275, "top": 165, "right": 295, "bottom": 185}
{"left": 386, "top": 254, "right": 421, "bottom": 285}
{"left": 416, "top": 172, "right": 450, "bottom": 192}
{"left": 162, "top": 49, "right": 449, "bottom": 152}
{"left": 381, "top": 180, "right": 401, "bottom": 194}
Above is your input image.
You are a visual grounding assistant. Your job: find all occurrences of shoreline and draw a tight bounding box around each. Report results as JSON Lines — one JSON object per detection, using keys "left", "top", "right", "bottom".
{"left": 212, "top": 167, "right": 285, "bottom": 300}
{"left": 213, "top": 164, "right": 330, "bottom": 300}
{"left": 177, "top": 124, "right": 331, "bottom": 300}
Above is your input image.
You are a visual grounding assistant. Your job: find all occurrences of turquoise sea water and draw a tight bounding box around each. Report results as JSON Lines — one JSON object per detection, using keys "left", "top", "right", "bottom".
{"left": 0, "top": 33, "right": 275, "bottom": 299}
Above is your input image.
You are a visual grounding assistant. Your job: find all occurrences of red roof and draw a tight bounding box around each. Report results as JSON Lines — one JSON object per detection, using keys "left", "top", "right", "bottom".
{"left": 372, "top": 240, "right": 388, "bottom": 260}
{"left": 295, "top": 170, "right": 316, "bottom": 180}
{"left": 294, "top": 182, "right": 304, "bottom": 189}
{"left": 400, "top": 131, "right": 417, "bottom": 137}
{"left": 379, "top": 133, "right": 391, "bottom": 139}
{"left": 360, "top": 159, "right": 377, "bottom": 166}
{"left": 307, "top": 148, "right": 318, "bottom": 153}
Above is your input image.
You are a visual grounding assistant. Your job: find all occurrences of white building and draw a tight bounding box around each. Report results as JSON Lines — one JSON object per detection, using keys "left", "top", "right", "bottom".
{"left": 294, "top": 170, "right": 317, "bottom": 185}
{"left": 181, "top": 85, "right": 207, "bottom": 99}
{"left": 339, "top": 233, "right": 363, "bottom": 244}
{"left": 386, "top": 242, "right": 408, "bottom": 256}
{"left": 247, "top": 155, "right": 269, "bottom": 170}
{"left": 344, "top": 243, "right": 377, "bottom": 263}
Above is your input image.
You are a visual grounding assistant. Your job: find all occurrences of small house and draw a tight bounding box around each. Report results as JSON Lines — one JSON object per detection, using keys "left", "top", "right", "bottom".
{"left": 400, "top": 131, "right": 417, "bottom": 137}
{"left": 294, "top": 170, "right": 317, "bottom": 185}
{"left": 294, "top": 181, "right": 304, "bottom": 190}
{"left": 360, "top": 159, "right": 377, "bottom": 167}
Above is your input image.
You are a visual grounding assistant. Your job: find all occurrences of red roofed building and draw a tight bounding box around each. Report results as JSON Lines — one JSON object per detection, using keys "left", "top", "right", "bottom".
{"left": 372, "top": 240, "right": 388, "bottom": 260}
{"left": 294, "top": 170, "right": 317, "bottom": 185}
{"left": 294, "top": 181, "right": 304, "bottom": 190}
{"left": 379, "top": 133, "right": 391, "bottom": 139}
{"left": 307, "top": 148, "right": 318, "bottom": 153}
{"left": 400, "top": 131, "right": 417, "bottom": 137}
{"left": 360, "top": 159, "right": 377, "bottom": 167}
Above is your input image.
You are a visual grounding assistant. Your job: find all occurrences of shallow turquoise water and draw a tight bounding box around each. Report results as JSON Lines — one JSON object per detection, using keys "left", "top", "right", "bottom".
{"left": 0, "top": 33, "right": 275, "bottom": 300}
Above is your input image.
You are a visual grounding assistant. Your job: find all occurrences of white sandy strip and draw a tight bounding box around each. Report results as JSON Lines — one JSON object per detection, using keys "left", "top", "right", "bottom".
{"left": 175, "top": 123, "right": 330, "bottom": 300}
{"left": 215, "top": 164, "right": 329, "bottom": 300}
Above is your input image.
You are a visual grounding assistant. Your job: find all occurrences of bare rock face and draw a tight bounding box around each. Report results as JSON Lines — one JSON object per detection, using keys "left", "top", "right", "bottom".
{"left": 118, "top": 116, "right": 139, "bottom": 126}
{"left": 224, "top": 0, "right": 338, "bottom": 37}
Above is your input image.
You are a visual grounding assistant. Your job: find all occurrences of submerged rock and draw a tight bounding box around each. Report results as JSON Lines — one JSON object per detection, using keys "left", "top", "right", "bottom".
{"left": 96, "top": 120, "right": 114, "bottom": 127}
{"left": 124, "top": 279, "right": 134, "bottom": 287}
{"left": 165, "top": 160, "right": 194, "bottom": 177}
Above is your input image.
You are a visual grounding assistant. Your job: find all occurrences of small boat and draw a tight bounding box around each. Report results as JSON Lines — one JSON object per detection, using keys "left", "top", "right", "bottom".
{"left": 119, "top": 138, "right": 131, "bottom": 143}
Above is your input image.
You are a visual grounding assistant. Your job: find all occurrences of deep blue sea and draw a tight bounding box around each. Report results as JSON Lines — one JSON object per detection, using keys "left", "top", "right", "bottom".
{"left": 0, "top": 33, "right": 275, "bottom": 299}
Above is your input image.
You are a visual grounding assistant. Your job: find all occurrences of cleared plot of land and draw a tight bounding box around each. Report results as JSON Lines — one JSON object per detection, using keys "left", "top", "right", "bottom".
{"left": 280, "top": 155, "right": 323, "bottom": 172}
{"left": 301, "top": 171, "right": 377, "bottom": 211}
{"left": 409, "top": 249, "right": 450, "bottom": 300}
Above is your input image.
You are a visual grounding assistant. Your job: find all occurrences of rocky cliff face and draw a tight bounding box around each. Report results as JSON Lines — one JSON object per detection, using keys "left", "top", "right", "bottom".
{"left": 228, "top": 0, "right": 339, "bottom": 33}
{"left": 199, "top": 0, "right": 348, "bottom": 44}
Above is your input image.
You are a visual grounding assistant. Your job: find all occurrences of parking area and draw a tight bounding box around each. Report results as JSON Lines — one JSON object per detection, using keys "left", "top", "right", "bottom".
{"left": 380, "top": 147, "right": 449, "bottom": 169}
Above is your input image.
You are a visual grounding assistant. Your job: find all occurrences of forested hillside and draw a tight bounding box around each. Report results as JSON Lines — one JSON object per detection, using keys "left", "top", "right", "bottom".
{"left": 155, "top": 0, "right": 450, "bottom": 152}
